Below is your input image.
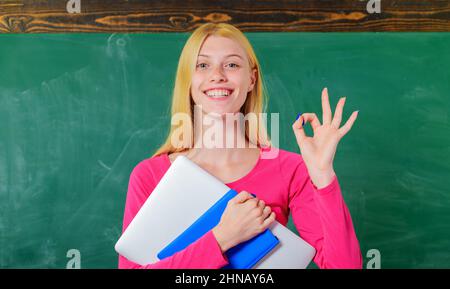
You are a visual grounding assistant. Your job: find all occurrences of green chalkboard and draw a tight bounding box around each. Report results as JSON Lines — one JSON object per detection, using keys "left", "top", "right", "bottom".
{"left": 1, "top": 33, "right": 449, "bottom": 268}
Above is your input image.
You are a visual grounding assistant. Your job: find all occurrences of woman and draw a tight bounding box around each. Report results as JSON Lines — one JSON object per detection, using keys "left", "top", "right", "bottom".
{"left": 118, "top": 23, "right": 362, "bottom": 269}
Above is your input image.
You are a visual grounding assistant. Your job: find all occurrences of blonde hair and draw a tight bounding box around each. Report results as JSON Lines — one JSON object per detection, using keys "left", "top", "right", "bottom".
{"left": 152, "top": 23, "right": 272, "bottom": 157}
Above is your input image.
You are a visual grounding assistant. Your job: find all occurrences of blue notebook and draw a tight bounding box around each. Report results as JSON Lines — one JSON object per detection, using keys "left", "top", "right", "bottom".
{"left": 157, "top": 189, "right": 279, "bottom": 269}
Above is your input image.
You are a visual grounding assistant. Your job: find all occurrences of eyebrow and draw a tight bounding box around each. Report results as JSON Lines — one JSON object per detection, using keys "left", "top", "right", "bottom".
{"left": 198, "top": 54, "right": 244, "bottom": 59}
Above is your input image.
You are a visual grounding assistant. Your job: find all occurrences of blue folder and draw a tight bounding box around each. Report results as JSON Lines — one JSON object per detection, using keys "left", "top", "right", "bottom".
{"left": 157, "top": 189, "right": 279, "bottom": 269}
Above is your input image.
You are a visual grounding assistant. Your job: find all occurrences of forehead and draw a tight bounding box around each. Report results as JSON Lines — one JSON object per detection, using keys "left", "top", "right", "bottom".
{"left": 198, "top": 35, "right": 247, "bottom": 59}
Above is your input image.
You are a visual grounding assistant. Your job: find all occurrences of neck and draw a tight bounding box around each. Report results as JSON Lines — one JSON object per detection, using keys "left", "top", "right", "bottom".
{"left": 189, "top": 106, "right": 258, "bottom": 164}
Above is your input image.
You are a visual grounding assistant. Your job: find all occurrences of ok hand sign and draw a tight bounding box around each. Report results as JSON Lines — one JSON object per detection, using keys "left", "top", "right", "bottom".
{"left": 292, "top": 88, "right": 359, "bottom": 189}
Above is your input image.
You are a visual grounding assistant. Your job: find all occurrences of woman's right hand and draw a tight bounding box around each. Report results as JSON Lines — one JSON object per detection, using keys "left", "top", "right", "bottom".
{"left": 212, "top": 191, "right": 276, "bottom": 253}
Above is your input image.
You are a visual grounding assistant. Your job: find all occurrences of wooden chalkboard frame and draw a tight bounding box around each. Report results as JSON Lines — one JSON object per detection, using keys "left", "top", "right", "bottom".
{"left": 0, "top": 0, "right": 449, "bottom": 33}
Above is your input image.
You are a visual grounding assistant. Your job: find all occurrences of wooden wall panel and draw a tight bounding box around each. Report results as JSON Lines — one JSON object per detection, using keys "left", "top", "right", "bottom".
{"left": 0, "top": 0, "right": 449, "bottom": 33}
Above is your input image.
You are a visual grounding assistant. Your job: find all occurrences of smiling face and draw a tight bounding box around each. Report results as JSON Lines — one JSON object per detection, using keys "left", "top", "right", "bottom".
{"left": 190, "top": 35, "right": 257, "bottom": 116}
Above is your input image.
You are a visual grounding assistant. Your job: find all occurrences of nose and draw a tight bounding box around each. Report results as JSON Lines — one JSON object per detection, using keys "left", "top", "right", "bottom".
{"left": 209, "top": 65, "right": 227, "bottom": 83}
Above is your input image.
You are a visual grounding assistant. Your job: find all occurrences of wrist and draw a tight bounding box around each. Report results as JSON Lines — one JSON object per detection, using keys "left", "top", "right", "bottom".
{"left": 212, "top": 226, "right": 233, "bottom": 253}
{"left": 310, "top": 168, "right": 336, "bottom": 190}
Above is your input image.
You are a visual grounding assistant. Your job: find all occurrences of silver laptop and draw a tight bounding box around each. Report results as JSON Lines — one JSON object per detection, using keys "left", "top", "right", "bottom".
{"left": 115, "top": 155, "right": 316, "bottom": 268}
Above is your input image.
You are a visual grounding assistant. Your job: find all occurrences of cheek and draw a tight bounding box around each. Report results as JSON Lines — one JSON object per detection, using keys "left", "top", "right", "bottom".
{"left": 190, "top": 89, "right": 202, "bottom": 107}
{"left": 190, "top": 75, "right": 201, "bottom": 92}
{"left": 190, "top": 75, "right": 204, "bottom": 102}
{"left": 232, "top": 70, "right": 252, "bottom": 89}
{"left": 231, "top": 73, "right": 251, "bottom": 97}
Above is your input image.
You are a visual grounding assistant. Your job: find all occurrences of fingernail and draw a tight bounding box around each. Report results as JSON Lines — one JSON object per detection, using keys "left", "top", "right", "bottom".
{"left": 295, "top": 113, "right": 304, "bottom": 126}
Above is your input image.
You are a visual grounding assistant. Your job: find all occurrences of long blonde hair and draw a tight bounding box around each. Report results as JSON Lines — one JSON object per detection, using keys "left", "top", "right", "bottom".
{"left": 152, "top": 23, "right": 272, "bottom": 157}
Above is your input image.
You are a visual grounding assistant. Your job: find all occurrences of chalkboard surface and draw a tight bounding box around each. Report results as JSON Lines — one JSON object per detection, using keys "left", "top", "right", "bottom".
{"left": 1, "top": 33, "right": 449, "bottom": 268}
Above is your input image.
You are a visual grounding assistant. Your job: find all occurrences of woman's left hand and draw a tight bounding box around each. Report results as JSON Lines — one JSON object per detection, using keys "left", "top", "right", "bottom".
{"left": 292, "top": 87, "right": 358, "bottom": 189}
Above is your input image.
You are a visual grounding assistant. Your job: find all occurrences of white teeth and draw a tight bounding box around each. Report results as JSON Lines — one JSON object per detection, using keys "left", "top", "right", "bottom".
{"left": 205, "top": 89, "right": 232, "bottom": 98}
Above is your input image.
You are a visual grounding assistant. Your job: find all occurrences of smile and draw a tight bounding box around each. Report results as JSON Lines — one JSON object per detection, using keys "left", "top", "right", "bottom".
{"left": 203, "top": 88, "right": 234, "bottom": 100}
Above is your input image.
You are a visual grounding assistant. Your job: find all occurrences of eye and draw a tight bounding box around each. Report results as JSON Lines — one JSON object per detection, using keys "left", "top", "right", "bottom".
{"left": 226, "top": 63, "right": 239, "bottom": 68}
{"left": 196, "top": 63, "right": 208, "bottom": 69}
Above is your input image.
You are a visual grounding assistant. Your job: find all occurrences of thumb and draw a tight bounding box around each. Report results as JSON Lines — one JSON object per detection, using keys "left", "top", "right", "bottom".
{"left": 292, "top": 114, "right": 307, "bottom": 144}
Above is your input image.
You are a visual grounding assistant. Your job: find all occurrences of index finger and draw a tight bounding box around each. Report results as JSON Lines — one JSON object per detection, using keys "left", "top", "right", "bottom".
{"left": 322, "top": 87, "right": 332, "bottom": 125}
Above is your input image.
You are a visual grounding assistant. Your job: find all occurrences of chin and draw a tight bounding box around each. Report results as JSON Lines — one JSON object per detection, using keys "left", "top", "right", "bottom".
{"left": 194, "top": 102, "right": 237, "bottom": 116}
{"left": 205, "top": 107, "right": 242, "bottom": 116}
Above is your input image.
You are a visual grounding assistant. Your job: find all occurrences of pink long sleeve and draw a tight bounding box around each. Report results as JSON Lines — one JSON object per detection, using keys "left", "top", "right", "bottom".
{"left": 285, "top": 156, "right": 363, "bottom": 269}
{"left": 118, "top": 160, "right": 229, "bottom": 269}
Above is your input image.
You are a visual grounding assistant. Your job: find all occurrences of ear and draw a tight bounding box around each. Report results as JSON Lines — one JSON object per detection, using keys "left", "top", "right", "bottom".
{"left": 247, "top": 68, "right": 257, "bottom": 93}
